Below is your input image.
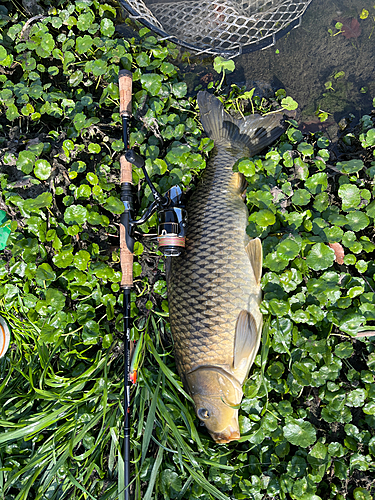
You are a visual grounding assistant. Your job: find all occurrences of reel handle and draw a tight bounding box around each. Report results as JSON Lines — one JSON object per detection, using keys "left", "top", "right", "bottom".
{"left": 119, "top": 69, "right": 132, "bottom": 117}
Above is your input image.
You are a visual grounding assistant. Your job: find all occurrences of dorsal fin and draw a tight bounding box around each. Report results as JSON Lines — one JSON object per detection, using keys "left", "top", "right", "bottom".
{"left": 245, "top": 238, "right": 262, "bottom": 285}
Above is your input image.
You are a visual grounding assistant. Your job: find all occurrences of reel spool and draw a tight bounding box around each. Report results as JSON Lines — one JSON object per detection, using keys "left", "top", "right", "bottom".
{"left": 157, "top": 186, "right": 187, "bottom": 257}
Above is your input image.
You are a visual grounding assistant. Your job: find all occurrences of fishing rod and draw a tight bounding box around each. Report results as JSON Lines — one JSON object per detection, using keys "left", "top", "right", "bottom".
{"left": 119, "top": 69, "right": 134, "bottom": 500}
{"left": 118, "top": 69, "right": 188, "bottom": 499}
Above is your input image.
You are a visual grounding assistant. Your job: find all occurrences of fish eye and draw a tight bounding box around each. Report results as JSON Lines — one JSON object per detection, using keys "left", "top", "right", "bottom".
{"left": 197, "top": 408, "right": 210, "bottom": 420}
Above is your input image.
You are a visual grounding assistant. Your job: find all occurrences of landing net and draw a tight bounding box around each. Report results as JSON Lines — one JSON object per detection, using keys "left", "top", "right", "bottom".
{"left": 119, "top": 0, "right": 313, "bottom": 57}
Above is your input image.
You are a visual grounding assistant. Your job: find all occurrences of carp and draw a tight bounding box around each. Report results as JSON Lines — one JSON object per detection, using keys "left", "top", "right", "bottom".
{"left": 167, "top": 91, "right": 285, "bottom": 443}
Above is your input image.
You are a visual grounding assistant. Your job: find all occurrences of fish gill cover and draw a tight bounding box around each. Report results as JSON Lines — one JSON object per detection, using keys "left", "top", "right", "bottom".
{"left": 0, "top": 1, "right": 375, "bottom": 499}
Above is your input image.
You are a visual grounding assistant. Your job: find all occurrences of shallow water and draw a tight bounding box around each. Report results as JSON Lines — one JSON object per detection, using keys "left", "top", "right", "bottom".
{"left": 227, "top": 0, "right": 375, "bottom": 139}
{"left": 119, "top": 0, "right": 375, "bottom": 139}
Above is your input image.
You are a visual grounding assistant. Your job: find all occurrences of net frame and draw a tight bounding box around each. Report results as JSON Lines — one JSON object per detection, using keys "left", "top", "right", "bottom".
{"left": 118, "top": 0, "right": 313, "bottom": 57}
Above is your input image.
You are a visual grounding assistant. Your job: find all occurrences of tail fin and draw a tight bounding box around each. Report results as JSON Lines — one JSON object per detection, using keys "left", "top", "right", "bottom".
{"left": 197, "top": 91, "right": 286, "bottom": 156}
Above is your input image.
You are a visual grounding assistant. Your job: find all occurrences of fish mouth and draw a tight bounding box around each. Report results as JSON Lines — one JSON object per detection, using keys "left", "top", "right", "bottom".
{"left": 210, "top": 427, "right": 241, "bottom": 444}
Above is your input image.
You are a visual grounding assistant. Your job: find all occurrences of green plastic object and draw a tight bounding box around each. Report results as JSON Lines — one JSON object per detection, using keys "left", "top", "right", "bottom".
{"left": 0, "top": 210, "right": 10, "bottom": 250}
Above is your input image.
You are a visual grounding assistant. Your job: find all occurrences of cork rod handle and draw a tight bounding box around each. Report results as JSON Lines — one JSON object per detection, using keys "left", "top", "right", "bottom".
{"left": 119, "top": 69, "right": 132, "bottom": 117}
{"left": 119, "top": 70, "right": 133, "bottom": 289}
{"left": 120, "top": 218, "right": 133, "bottom": 288}
{"left": 120, "top": 156, "right": 133, "bottom": 289}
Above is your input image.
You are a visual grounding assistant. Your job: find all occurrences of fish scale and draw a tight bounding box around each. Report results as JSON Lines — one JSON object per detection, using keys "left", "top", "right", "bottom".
{"left": 167, "top": 91, "right": 285, "bottom": 442}
{"left": 169, "top": 147, "right": 253, "bottom": 374}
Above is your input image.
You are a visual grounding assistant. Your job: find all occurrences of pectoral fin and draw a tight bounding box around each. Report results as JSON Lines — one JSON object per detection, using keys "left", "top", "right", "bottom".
{"left": 245, "top": 238, "right": 262, "bottom": 285}
{"left": 233, "top": 310, "right": 260, "bottom": 380}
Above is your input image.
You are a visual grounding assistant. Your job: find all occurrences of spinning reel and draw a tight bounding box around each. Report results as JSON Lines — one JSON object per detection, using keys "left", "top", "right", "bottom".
{"left": 123, "top": 149, "right": 188, "bottom": 257}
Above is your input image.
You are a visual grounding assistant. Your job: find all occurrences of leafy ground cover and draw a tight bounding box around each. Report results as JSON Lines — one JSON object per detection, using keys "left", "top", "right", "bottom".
{"left": 1, "top": 1, "right": 375, "bottom": 499}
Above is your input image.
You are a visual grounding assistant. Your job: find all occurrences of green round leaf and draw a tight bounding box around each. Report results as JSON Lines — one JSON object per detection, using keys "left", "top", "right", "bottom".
{"left": 305, "top": 173, "right": 328, "bottom": 194}
{"left": 237, "top": 159, "right": 255, "bottom": 176}
{"left": 283, "top": 418, "right": 316, "bottom": 447}
{"left": 250, "top": 209, "right": 275, "bottom": 227}
{"left": 76, "top": 35, "right": 93, "bottom": 54}
{"left": 76, "top": 184, "right": 91, "bottom": 199}
{"left": 87, "top": 172, "right": 99, "bottom": 184}
{"left": 82, "top": 320, "right": 100, "bottom": 345}
{"left": 337, "top": 159, "right": 364, "bottom": 174}
{"left": 103, "top": 196, "right": 124, "bottom": 214}
{"left": 281, "top": 96, "right": 298, "bottom": 111}
{"left": 35, "top": 263, "right": 56, "bottom": 282}
{"left": 313, "top": 192, "right": 329, "bottom": 212}
{"left": 317, "top": 136, "right": 329, "bottom": 148}
{"left": 88, "top": 143, "right": 101, "bottom": 154}
{"left": 276, "top": 237, "right": 301, "bottom": 261}
{"left": 74, "top": 250, "right": 91, "bottom": 271}
{"left": 45, "top": 288, "right": 65, "bottom": 310}
{"left": 353, "top": 488, "right": 372, "bottom": 500}
{"left": 344, "top": 254, "right": 356, "bottom": 265}
{"left": 111, "top": 139, "right": 124, "bottom": 152}
{"left": 334, "top": 341, "right": 354, "bottom": 359}
{"left": 328, "top": 442, "right": 346, "bottom": 457}
{"left": 73, "top": 112, "right": 87, "bottom": 131}
{"left": 133, "top": 241, "right": 144, "bottom": 256}
{"left": 141, "top": 73, "right": 163, "bottom": 95}
{"left": 263, "top": 251, "right": 289, "bottom": 272}
{"left": 133, "top": 262, "right": 142, "bottom": 278}
{"left": 269, "top": 299, "right": 289, "bottom": 316}
{"left": 348, "top": 286, "right": 364, "bottom": 299}
{"left": 52, "top": 249, "right": 74, "bottom": 268}
{"left": 346, "top": 389, "right": 367, "bottom": 407}
{"left": 6, "top": 104, "right": 20, "bottom": 121}
{"left": 172, "top": 82, "right": 187, "bottom": 98}
{"left": 64, "top": 204, "right": 88, "bottom": 225}
{"left": 69, "top": 70, "right": 83, "bottom": 87}
{"left": 0, "top": 46, "right": 7, "bottom": 60}
{"left": 100, "top": 18, "right": 115, "bottom": 36}
{"left": 279, "top": 268, "right": 303, "bottom": 292}
{"left": 306, "top": 243, "right": 335, "bottom": 271}
{"left": 136, "top": 52, "right": 150, "bottom": 67}
{"left": 345, "top": 211, "right": 370, "bottom": 231}
{"left": 34, "top": 159, "right": 52, "bottom": 180}
{"left": 307, "top": 441, "right": 329, "bottom": 468}
{"left": 77, "top": 11, "right": 94, "bottom": 30}
{"left": 355, "top": 260, "right": 368, "bottom": 273}
{"left": 323, "top": 226, "right": 343, "bottom": 242}
{"left": 213, "top": 56, "right": 235, "bottom": 74}
{"left": 267, "top": 361, "right": 285, "bottom": 379}
{"left": 338, "top": 184, "right": 361, "bottom": 211}
{"left": 48, "top": 66, "right": 59, "bottom": 76}
{"left": 17, "top": 150, "right": 36, "bottom": 174}
{"left": 292, "top": 189, "right": 311, "bottom": 206}
{"left": 297, "top": 142, "right": 314, "bottom": 156}
{"left": 339, "top": 312, "right": 366, "bottom": 334}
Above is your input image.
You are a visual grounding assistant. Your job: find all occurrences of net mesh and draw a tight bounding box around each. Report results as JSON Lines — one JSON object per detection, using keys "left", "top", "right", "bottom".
{"left": 120, "top": 0, "right": 313, "bottom": 56}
